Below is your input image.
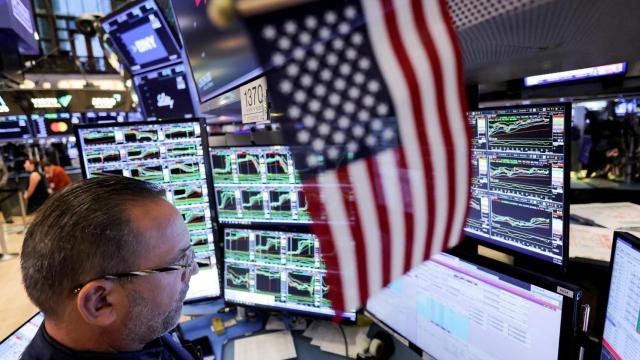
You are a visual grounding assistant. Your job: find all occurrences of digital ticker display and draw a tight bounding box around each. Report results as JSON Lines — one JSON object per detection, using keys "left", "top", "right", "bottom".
{"left": 0, "top": 115, "right": 31, "bottom": 141}
{"left": 465, "top": 104, "right": 567, "bottom": 265}
{"left": 223, "top": 228, "right": 356, "bottom": 320}
{"left": 30, "top": 113, "right": 80, "bottom": 138}
{"left": 101, "top": 0, "right": 180, "bottom": 74}
{"left": 211, "top": 146, "right": 311, "bottom": 225}
{"left": 76, "top": 121, "right": 220, "bottom": 300}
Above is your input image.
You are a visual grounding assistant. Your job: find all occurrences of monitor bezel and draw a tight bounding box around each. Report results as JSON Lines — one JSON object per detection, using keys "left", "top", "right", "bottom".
{"left": 73, "top": 118, "right": 223, "bottom": 302}
{"left": 132, "top": 63, "right": 197, "bottom": 121}
{"left": 463, "top": 101, "right": 571, "bottom": 271}
{"left": 598, "top": 231, "right": 640, "bottom": 358}
{"left": 100, "top": 0, "right": 182, "bottom": 76}
{"left": 365, "top": 250, "right": 583, "bottom": 360}
{"left": 0, "top": 312, "right": 43, "bottom": 348}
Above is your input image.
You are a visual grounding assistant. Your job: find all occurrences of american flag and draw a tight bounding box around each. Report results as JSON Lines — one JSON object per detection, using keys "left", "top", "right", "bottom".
{"left": 243, "top": 0, "right": 471, "bottom": 313}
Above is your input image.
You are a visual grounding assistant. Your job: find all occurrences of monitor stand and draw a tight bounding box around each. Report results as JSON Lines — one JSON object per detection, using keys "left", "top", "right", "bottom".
{"left": 477, "top": 245, "right": 514, "bottom": 266}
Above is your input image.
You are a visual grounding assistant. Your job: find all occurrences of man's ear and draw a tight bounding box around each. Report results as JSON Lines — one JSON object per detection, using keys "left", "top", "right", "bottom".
{"left": 75, "top": 280, "right": 119, "bottom": 327}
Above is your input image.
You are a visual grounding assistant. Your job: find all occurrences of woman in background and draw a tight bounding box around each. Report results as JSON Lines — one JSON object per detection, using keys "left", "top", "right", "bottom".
{"left": 23, "top": 159, "right": 49, "bottom": 214}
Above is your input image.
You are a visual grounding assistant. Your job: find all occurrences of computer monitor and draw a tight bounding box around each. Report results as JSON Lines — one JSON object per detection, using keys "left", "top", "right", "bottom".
{"left": 211, "top": 146, "right": 311, "bottom": 226}
{"left": 84, "top": 111, "right": 127, "bottom": 124}
{"left": 366, "top": 252, "right": 581, "bottom": 360}
{"left": 0, "top": 115, "right": 31, "bottom": 142}
{"left": 223, "top": 227, "right": 356, "bottom": 320}
{"left": 171, "top": 1, "right": 262, "bottom": 103}
{"left": 464, "top": 103, "right": 570, "bottom": 266}
{"left": 0, "top": 312, "right": 44, "bottom": 359}
{"left": 74, "top": 120, "right": 220, "bottom": 301}
{"left": 30, "top": 113, "right": 81, "bottom": 138}
{"left": 601, "top": 231, "right": 640, "bottom": 360}
{"left": 133, "top": 63, "right": 196, "bottom": 120}
{"left": 101, "top": 0, "right": 181, "bottom": 75}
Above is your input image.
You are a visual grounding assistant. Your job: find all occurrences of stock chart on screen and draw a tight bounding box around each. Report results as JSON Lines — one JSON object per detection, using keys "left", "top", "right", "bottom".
{"left": 211, "top": 146, "right": 311, "bottom": 225}
{"left": 465, "top": 104, "right": 568, "bottom": 265}
{"left": 223, "top": 228, "right": 355, "bottom": 320}
{"left": 76, "top": 121, "right": 219, "bottom": 300}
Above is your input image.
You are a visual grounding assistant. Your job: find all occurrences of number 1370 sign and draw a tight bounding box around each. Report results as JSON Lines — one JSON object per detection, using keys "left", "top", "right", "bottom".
{"left": 240, "top": 77, "right": 268, "bottom": 124}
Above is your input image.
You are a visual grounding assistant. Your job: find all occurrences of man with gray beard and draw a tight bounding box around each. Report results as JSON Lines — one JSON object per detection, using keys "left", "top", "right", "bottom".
{"left": 20, "top": 176, "right": 197, "bottom": 359}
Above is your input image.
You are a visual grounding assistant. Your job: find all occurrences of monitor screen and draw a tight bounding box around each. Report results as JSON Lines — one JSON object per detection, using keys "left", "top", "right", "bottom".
{"left": 75, "top": 120, "right": 219, "bottom": 301}
{"left": 223, "top": 227, "right": 356, "bottom": 320}
{"left": 0, "top": 115, "right": 31, "bottom": 141}
{"left": 601, "top": 233, "right": 640, "bottom": 360}
{"left": 0, "top": 312, "right": 44, "bottom": 359}
{"left": 30, "top": 113, "right": 81, "bottom": 138}
{"left": 172, "top": 1, "right": 262, "bottom": 103}
{"left": 464, "top": 104, "right": 568, "bottom": 265}
{"left": 133, "top": 63, "right": 196, "bottom": 120}
{"left": 367, "top": 253, "right": 564, "bottom": 360}
{"left": 84, "top": 111, "right": 127, "bottom": 124}
{"left": 211, "top": 146, "right": 310, "bottom": 226}
{"left": 101, "top": 0, "right": 181, "bottom": 74}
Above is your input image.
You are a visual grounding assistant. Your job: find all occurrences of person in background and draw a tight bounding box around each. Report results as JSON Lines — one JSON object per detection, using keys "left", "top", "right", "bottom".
{"left": 23, "top": 159, "right": 49, "bottom": 214}
{"left": 0, "top": 156, "right": 14, "bottom": 223}
{"left": 20, "top": 176, "right": 197, "bottom": 359}
{"left": 43, "top": 161, "right": 72, "bottom": 193}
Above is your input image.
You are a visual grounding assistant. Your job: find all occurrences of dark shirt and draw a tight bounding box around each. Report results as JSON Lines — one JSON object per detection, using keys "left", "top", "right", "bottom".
{"left": 26, "top": 171, "right": 49, "bottom": 214}
{"left": 21, "top": 324, "right": 195, "bottom": 360}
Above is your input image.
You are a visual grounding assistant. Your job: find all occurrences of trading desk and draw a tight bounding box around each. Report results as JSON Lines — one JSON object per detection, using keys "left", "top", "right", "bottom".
{"left": 180, "top": 299, "right": 419, "bottom": 360}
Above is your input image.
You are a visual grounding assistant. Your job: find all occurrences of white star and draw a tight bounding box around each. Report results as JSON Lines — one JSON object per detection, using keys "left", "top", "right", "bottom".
{"left": 319, "top": 26, "right": 331, "bottom": 40}
{"left": 365, "top": 134, "right": 377, "bottom": 147}
{"left": 332, "top": 131, "right": 346, "bottom": 144}
{"left": 288, "top": 105, "right": 301, "bottom": 118}
{"left": 306, "top": 57, "right": 320, "bottom": 72}
{"left": 314, "top": 84, "right": 327, "bottom": 97}
{"left": 338, "top": 116, "right": 350, "bottom": 129}
{"left": 297, "top": 130, "right": 310, "bottom": 143}
{"left": 298, "top": 31, "right": 312, "bottom": 45}
{"left": 339, "top": 63, "right": 352, "bottom": 76}
{"left": 300, "top": 74, "right": 313, "bottom": 88}
{"left": 326, "top": 146, "right": 339, "bottom": 160}
{"left": 382, "top": 128, "right": 396, "bottom": 141}
{"left": 351, "top": 32, "right": 364, "bottom": 46}
{"left": 343, "top": 101, "right": 356, "bottom": 114}
{"left": 371, "top": 118, "right": 383, "bottom": 131}
{"left": 272, "top": 52, "right": 286, "bottom": 66}
{"left": 326, "top": 52, "right": 339, "bottom": 66}
{"left": 262, "top": 25, "right": 277, "bottom": 40}
{"left": 306, "top": 154, "right": 319, "bottom": 167}
{"left": 313, "top": 42, "right": 326, "bottom": 56}
{"left": 312, "top": 138, "right": 325, "bottom": 152}
{"left": 358, "top": 109, "right": 370, "bottom": 122}
{"left": 309, "top": 99, "right": 321, "bottom": 112}
{"left": 284, "top": 20, "right": 297, "bottom": 35}
{"left": 328, "top": 92, "right": 341, "bottom": 106}
{"left": 277, "top": 37, "right": 291, "bottom": 50}
{"left": 302, "top": 114, "right": 315, "bottom": 128}
{"left": 358, "top": 58, "right": 371, "bottom": 71}
{"left": 344, "top": 6, "right": 358, "bottom": 20}
{"left": 293, "top": 47, "right": 305, "bottom": 61}
{"left": 338, "top": 22, "right": 350, "bottom": 35}
{"left": 352, "top": 124, "right": 365, "bottom": 138}
{"left": 334, "top": 78, "right": 347, "bottom": 91}
{"left": 304, "top": 15, "right": 318, "bottom": 29}
{"left": 323, "top": 108, "right": 336, "bottom": 121}
{"left": 286, "top": 63, "right": 299, "bottom": 77}
{"left": 376, "top": 103, "right": 390, "bottom": 116}
{"left": 279, "top": 80, "right": 293, "bottom": 94}
{"left": 367, "top": 80, "right": 381, "bottom": 93}
{"left": 294, "top": 90, "right": 306, "bottom": 103}
{"left": 347, "top": 140, "right": 359, "bottom": 153}
{"left": 320, "top": 68, "right": 332, "bottom": 82}
{"left": 332, "top": 38, "right": 345, "bottom": 51}
{"left": 362, "top": 94, "right": 375, "bottom": 108}
{"left": 348, "top": 87, "right": 360, "bottom": 99}
{"left": 324, "top": 11, "right": 338, "bottom": 24}
{"left": 345, "top": 47, "right": 357, "bottom": 60}
{"left": 353, "top": 72, "right": 365, "bottom": 85}
{"left": 318, "top": 123, "right": 331, "bottom": 136}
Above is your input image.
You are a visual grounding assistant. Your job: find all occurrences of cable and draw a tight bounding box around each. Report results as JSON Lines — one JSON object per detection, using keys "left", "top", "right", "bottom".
{"left": 337, "top": 323, "right": 349, "bottom": 359}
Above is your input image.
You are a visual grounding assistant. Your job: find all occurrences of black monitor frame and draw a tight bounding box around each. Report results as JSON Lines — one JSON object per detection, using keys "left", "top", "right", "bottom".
{"left": 100, "top": 0, "right": 182, "bottom": 75}
{"left": 463, "top": 102, "right": 571, "bottom": 272}
{"left": 599, "top": 231, "right": 640, "bottom": 358}
{"left": 365, "top": 249, "right": 583, "bottom": 360}
{"left": 74, "top": 118, "right": 222, "bottom": 302}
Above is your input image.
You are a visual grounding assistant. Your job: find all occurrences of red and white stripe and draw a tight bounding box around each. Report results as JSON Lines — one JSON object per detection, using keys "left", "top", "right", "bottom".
{"left": 306, "top": 0, "right": 470, "bottom": 313}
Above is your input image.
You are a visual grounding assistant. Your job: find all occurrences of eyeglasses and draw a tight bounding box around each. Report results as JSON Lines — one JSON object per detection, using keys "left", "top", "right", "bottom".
{"left": 72, "top": 247, "right": 196, "bottom": 295}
